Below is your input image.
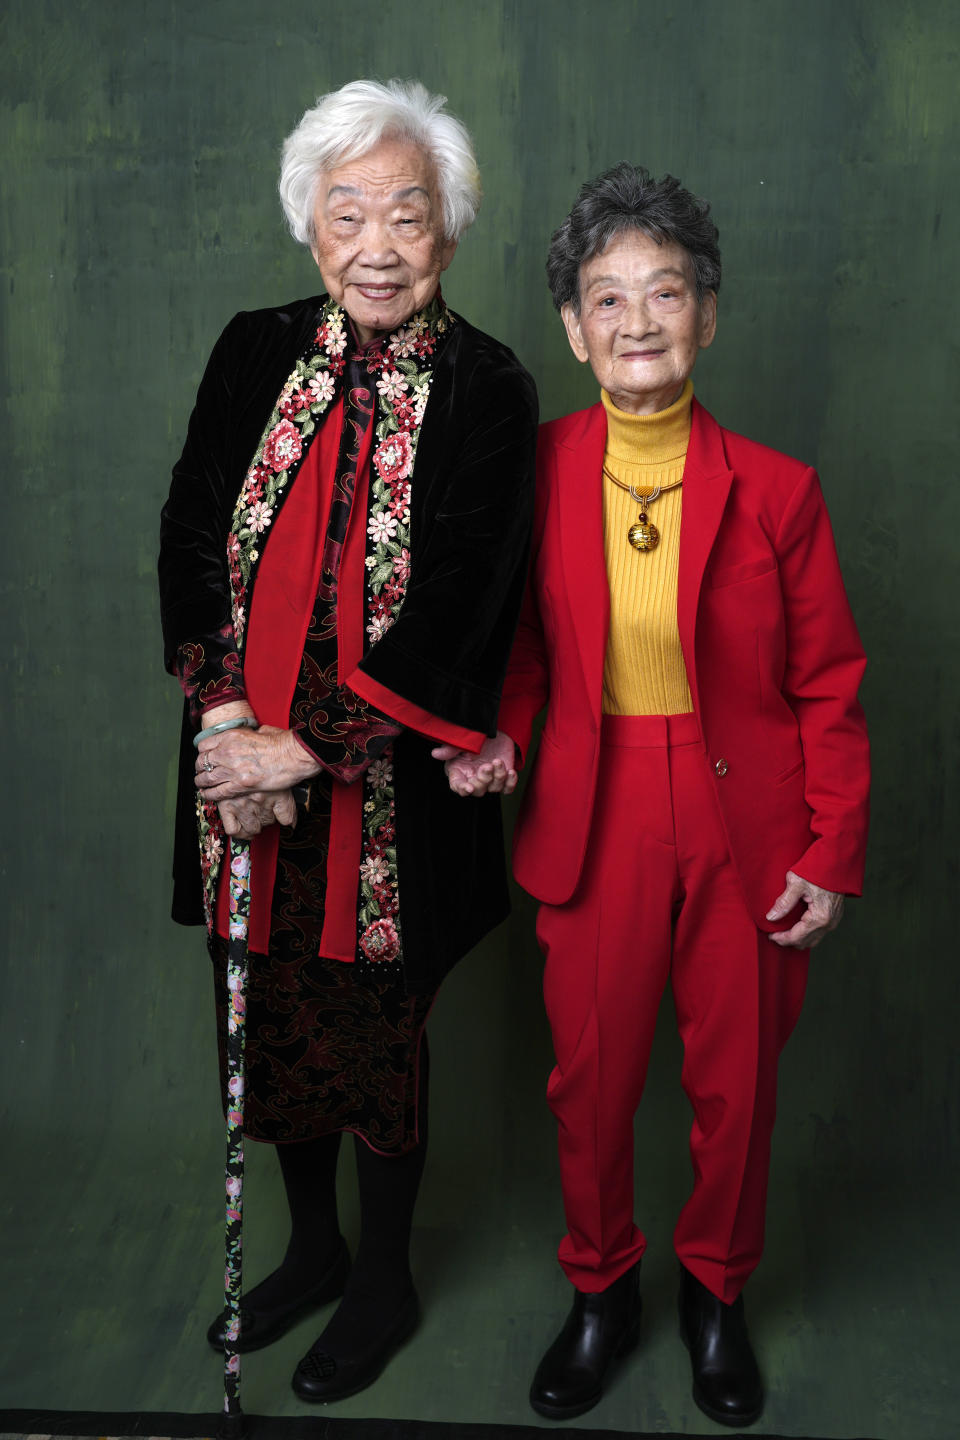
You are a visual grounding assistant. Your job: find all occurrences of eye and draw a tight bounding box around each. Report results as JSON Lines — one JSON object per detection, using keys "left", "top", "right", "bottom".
{"left": 597, "top": 296, "right": 618, "bottom": 307}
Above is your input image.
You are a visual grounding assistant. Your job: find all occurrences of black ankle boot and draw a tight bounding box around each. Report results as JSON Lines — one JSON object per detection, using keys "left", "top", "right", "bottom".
{"left": 206, "top": 1237, "right": 349, "bottom": 1353}
{"left": 678, "top": 1264, "right": 763, "bottom": 1427}
{"left": 529, "top": 1263, "right": 642, "bottom": 1420}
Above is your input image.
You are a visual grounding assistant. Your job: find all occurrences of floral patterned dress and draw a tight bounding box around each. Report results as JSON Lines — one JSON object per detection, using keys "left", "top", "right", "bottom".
{"left": 208, "top": 822, "right": 433, "bottom": 1152}
{"left": 194, "top": 297, "right": 461, "bottom": 1154}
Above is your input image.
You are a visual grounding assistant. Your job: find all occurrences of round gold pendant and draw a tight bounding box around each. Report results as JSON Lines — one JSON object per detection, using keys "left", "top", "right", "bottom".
{"left": 628, "top": 519, "right": 660, "bottom": 551}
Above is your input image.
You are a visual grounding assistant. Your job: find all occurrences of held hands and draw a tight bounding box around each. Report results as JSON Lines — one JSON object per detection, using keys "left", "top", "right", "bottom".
{"left": 432, "top": 731, "right": 518, "bottom": 797}
{"left": 766, "top": 869, "right": 844, "bottom": 949}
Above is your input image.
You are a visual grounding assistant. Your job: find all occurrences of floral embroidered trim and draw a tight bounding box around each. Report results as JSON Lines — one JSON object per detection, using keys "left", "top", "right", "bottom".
{"left": 199, "top": 293, "right": 455, "bottom": 947}
{"left": 356, "top": 308, "right": 450, "bottom": 962}
{"left": 198, "top": 795, "right": 224, "bottom": 930}
{"left": 359, "top": 752, "right": 400, "bottom": 961}
{"left": 226, "top": 308, "right": 350, "bottom": 649}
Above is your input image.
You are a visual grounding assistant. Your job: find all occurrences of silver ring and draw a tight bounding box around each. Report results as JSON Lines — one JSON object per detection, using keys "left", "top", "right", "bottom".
{"left": 203, "top": 757, "right": 214, "bottom": 772}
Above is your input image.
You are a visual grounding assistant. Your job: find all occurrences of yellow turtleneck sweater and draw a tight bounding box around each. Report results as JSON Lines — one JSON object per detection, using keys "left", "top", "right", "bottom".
{"left": 601, "top": 379, "right": 694, "bottom": 716}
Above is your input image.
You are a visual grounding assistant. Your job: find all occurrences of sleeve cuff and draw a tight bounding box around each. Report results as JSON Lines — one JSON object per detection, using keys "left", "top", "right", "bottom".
{"left": 292, "top": 717, "right": 400, "bottom": 785}
{"left": 346, "top": 667, "right": 487, "bottom": 754}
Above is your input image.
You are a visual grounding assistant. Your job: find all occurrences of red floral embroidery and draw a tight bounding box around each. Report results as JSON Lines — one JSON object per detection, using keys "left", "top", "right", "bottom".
{"left": 393, "top": 548, "right": 411, "bottom": 583}
{"left": 278, "top": 388, "right": 311, "bottom": 419}
{"left": 359, "top": 916, "right": 400, "bottom": 962}
{"left": 372, "top": 882, "right": 399, "bottom": 917}
{"left": 177, "top": 641, "right": 204, "bottom": 690}
{"left": 373, "top": 432, "right": 414, "bottom": 486}
{"left": 262, "top": 418, "right": 303, "bottom": 474}
{"left": 391, "top": 397, "right": 416, "bottom": 430}
{"left": 197, "top": 797, "right": 224, "bottom": 928}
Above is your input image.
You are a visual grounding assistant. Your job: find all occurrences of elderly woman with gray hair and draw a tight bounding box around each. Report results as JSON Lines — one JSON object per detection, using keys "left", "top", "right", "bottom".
{"left": 443, "top": 164, "right": 869, "bottom": 1426}
{"left": 159, "top": 79, "right": 536, "bottom": 1403}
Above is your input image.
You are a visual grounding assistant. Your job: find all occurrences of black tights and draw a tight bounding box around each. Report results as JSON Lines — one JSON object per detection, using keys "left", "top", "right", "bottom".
{"left": 244, "top": 1037, "right": 429, "bottom": 1349}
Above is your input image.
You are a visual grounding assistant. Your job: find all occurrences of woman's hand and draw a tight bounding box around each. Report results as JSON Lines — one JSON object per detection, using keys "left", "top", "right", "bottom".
{"left": 218, "top": 791, "right": 298, "bottom": 840}
{"left": 766, "top": 869, "right": 844, "bottom": 949}
{"left": 196, "top": 725, "right": 321, "bottom": 801}
{"left": 431, "top": 731, "right": 518, "bottom": 797}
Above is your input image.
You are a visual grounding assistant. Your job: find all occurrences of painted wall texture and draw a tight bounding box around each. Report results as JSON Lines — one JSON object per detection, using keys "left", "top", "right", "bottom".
{"left": 1, "top": 0, "right": 957, "bottom": 1431}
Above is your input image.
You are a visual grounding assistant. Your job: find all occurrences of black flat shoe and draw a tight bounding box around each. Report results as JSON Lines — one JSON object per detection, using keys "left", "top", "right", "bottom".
{"left": 206, "top": 1238, "right": 350, "bottom": 1354}
{"left": 678, "top": 1263, "right": 763, "bottom": 1428}
{"left": 529, "top": 1262, "right": 642, "bottom": 1420}
{"left": 291, "top": 1290, "right": 420, "bottom": 1403}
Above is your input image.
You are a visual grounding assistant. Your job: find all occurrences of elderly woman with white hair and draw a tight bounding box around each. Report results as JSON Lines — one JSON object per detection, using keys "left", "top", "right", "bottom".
{"left": 159, "top": 79, "right": 536, "bottom": 1402}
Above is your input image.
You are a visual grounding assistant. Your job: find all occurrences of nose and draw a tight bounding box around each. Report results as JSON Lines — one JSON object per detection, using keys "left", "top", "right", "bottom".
{"left": 621, "top": 294, "right": 657, "bottom": 336}
{"left": 358, "top": 221, "right": 400, "bottom": 268}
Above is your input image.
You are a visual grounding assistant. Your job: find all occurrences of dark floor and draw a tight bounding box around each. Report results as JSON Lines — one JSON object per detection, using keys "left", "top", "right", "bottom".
{"left": 1, "top": 931, "right": 955, "bottom": 1438}
{"left": 0, "top": 1420, "right": 877, "bottom": 1440}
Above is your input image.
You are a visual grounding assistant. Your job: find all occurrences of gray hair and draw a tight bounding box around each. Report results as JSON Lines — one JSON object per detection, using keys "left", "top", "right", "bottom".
{"left": 547, "top": 163, "right": 721, "bottom": 312}
{"left": 279, "top": 78, "right": 482, "bottom": 246}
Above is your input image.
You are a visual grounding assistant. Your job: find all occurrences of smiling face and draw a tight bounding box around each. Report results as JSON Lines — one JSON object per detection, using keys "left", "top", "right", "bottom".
{"left": 310, "top": 135, "right": 457, "bottom": 344}
{"left": 561, "top": 229, "right": 717, "bottom": 414}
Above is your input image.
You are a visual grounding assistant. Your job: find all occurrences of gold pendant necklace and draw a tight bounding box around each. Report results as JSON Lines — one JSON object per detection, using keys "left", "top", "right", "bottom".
{"left": 602, "top": 465, "right": 682, "bottom": 552}
{"left": 628, "top": 489, "right": 660, "bottom": 552}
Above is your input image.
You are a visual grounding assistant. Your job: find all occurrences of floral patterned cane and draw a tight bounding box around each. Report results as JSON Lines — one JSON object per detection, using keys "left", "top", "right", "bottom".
{"left": 220, "top": 840, "right": 251, "bottom": 1437}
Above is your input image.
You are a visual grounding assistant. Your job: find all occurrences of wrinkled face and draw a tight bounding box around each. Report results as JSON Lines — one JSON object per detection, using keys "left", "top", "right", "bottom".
{"left": 561, "top": 229, "right": 717, "bottom": 414}
{"left": 310, "top": 136, "right": 457, "bottom": 343}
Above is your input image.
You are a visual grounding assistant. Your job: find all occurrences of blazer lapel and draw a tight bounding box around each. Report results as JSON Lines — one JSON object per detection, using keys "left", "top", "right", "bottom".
{"left": 677, "top": 399, "right": 734, "bottom": 715}
{"left": 556, "top": 405, "right": 610, "bottom": 714}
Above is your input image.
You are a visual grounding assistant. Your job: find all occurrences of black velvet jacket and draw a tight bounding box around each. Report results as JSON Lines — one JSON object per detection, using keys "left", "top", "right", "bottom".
{"left": 159, "top": 294, "right": 538, "bottom": 994}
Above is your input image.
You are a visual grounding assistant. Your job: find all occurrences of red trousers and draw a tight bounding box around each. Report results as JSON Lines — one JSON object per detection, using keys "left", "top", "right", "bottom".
{"left": 536, "top": 714, "right": 808, "bottom": 1304}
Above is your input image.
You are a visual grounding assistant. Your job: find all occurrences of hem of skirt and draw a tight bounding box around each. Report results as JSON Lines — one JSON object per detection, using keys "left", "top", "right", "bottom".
{"left": 231, "top": 995, "right": 435, "bottom": 1158}
{"left": 244, "top": 1121, "right": 419, "bottom": 1157}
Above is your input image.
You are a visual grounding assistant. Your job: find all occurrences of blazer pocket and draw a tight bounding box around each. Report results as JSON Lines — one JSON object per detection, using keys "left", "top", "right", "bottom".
{"left": 707, "top": 558, "right": 778, "bottom": 590}
{"left": 772, "top": 758, "right": 804, "bottom": 786}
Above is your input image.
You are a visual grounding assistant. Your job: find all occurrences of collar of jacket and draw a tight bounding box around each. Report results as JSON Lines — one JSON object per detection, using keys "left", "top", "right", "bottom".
{"left": 552, "top": 396, "right": 734, "bottom": 719}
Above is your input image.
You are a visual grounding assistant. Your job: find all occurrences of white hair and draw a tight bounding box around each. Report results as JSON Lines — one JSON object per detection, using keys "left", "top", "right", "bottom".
{"left": 279, "top": 78, "right": 482, "bottom": 246}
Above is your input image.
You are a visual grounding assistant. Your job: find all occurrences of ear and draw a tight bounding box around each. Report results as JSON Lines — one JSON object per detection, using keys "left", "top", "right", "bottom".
{"left": 560, "top": 302, "right": 589, "bottom": 364}
{"left": 439, "top": 236, "right": 458, "bottom": 272}
{"left": 309, "top": 216, "right": 323, "bottom": 270}
{"left": 698, "top": 290, "right": 718, "bottom": 350}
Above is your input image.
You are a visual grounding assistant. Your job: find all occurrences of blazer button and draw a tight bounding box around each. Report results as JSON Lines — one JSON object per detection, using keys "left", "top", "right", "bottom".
{"left": 715, "top": 758, "right": 729, "bottom": 777}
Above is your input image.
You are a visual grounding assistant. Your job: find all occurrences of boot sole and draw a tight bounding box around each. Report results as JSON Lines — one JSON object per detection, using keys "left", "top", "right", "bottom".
{"left": 692, "top": 1383, "right": 763, "bottom": 1428}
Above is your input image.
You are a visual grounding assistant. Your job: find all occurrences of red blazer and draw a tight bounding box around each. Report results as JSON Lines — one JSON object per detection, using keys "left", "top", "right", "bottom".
{"left": 498, "top": 398, "right": 870, "bottom": 928}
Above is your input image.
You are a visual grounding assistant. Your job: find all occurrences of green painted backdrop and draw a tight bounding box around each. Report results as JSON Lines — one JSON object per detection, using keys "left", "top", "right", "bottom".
{"left": 1, "top": 1, "right": 957, "bottom": 1435}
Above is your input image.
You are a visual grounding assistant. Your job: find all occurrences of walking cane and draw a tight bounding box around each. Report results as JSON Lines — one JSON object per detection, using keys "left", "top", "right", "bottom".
{"left": 219, "top": 836, "right": 252, "bottom": 1438}
{"left": 193, "top": 718, "right": 260, "bottom": 1435}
